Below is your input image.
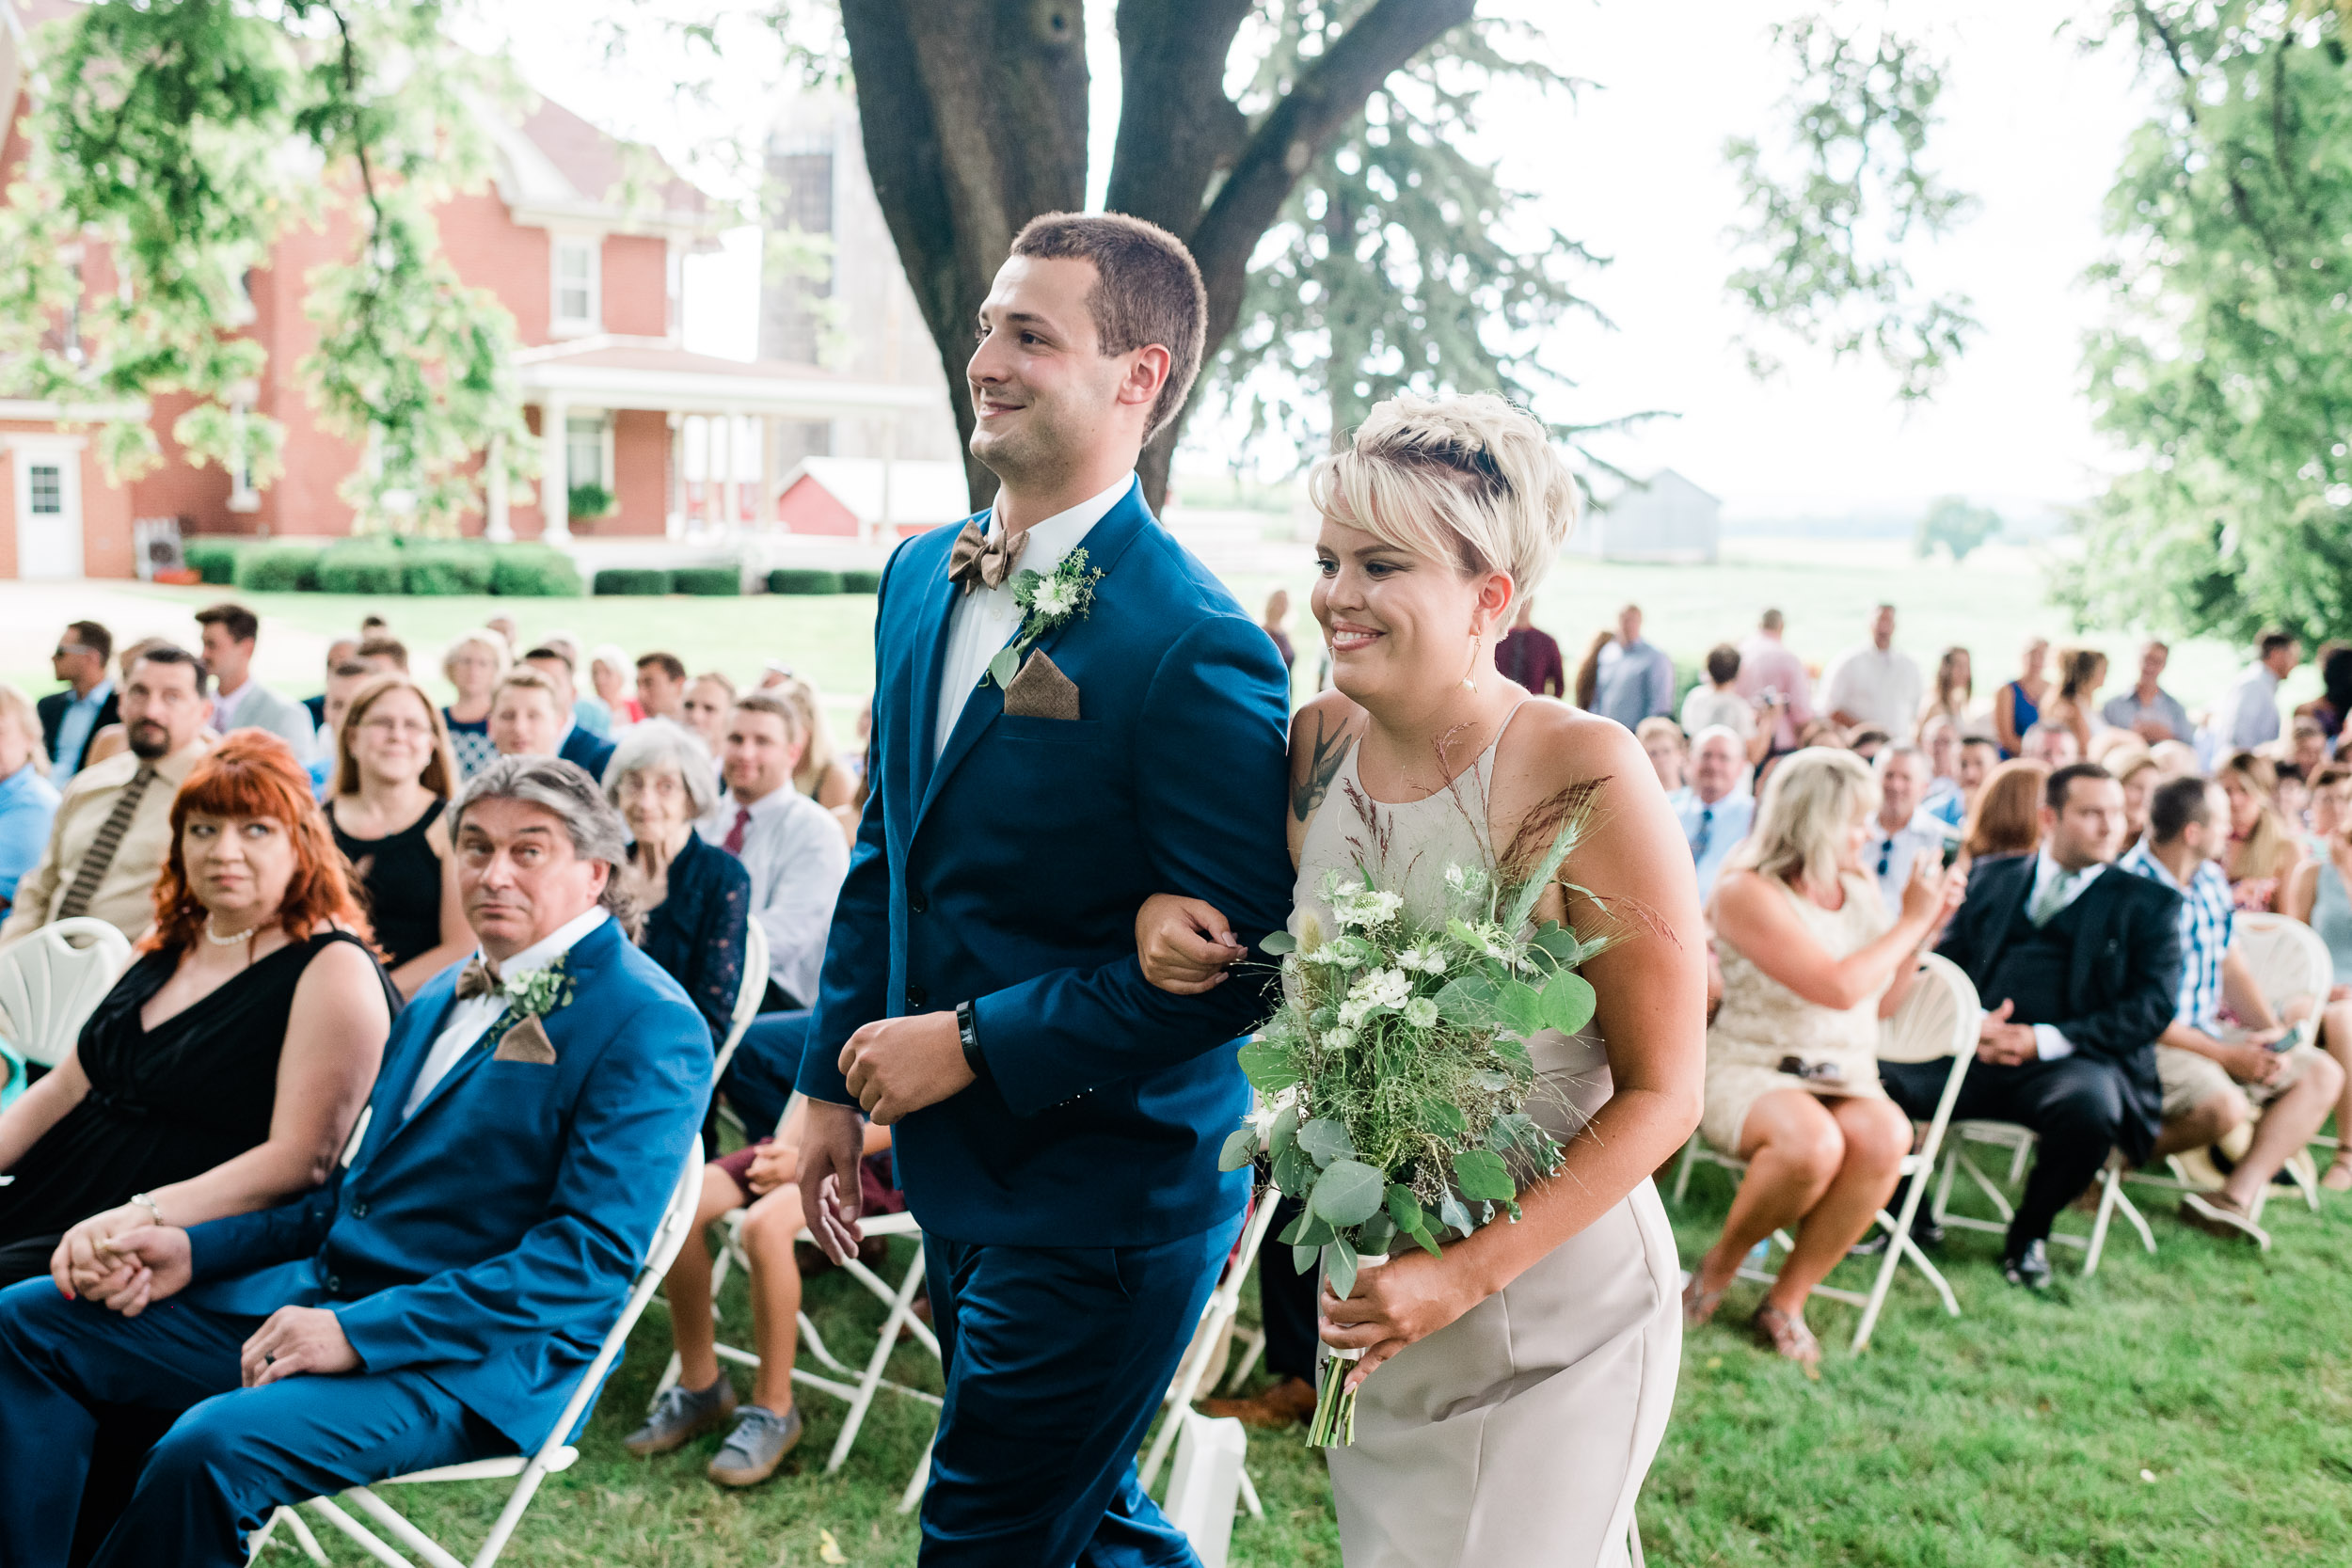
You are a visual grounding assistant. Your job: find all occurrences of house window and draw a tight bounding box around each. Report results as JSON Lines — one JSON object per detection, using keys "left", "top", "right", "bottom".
{"left": 27, "top": 465, "right": 63, "bottom": 515}
{"left": 552, "top": 236, "right": 599, "bottom": 331}
{"left": 566, "top": 416, "right": 609, "bottom": 487}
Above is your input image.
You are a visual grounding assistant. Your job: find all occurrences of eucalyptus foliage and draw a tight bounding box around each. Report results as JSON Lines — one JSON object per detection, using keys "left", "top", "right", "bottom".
{"left": 2056, "top": 2, "right": 2352, "bottom": 643}
{"left": 1723, "top": 13, "right": 1979, "bottom": 402}
{"left": 0, "top": 0, "right": 533, "bottom": 533}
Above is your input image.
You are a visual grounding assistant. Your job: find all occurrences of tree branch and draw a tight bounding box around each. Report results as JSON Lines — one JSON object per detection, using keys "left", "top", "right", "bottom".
{"left": 1102, "top": 0, "right": 1255, "bottom": 232}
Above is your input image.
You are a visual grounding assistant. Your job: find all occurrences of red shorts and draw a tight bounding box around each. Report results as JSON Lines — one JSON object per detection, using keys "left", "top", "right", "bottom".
{"left": 710, "top": 1139, "right": 907, "bottom": 1216}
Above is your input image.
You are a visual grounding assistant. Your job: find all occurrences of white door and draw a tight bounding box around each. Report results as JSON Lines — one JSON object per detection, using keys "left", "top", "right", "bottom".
{"left": 10, "top": 442, "right": 84, "bottom": 580}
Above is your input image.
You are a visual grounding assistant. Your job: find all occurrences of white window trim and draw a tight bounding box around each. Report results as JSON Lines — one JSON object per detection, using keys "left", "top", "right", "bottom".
{"left": 564, "top": 410, "right": 616, "bottom": 509}
{"left": 549, "top": 232, "right": 602, "bottom": 338}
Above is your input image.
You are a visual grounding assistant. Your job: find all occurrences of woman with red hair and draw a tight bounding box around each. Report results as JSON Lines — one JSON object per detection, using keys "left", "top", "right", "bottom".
{"left": 0, "top": 731, "right": 396, "bottom": 1287}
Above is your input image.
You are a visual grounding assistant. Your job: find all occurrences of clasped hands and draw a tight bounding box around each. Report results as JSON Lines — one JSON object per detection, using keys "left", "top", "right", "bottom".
{"left": 49, "top": 1218, "right": 355, "bottom": 1386}
{"left": 1976, "top": 999, "right": 2039, "bottom": 1066}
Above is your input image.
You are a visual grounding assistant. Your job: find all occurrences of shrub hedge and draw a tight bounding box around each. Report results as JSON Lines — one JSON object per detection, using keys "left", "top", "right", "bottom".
{"left": 232, "top": 544, "right": 324, "bottom": 594}
{"left": 402, "top": 547, "right": 496, "bottom": 596}
{"left": 183, "top": 539, "right": 245, "bottom": 584}
{"left": 768, "top": 568, "right": 842, "bottom": 595}
{"left": 315, "top": 545, "right": 405, "bottom": 595}
{"left": 671, "top": 565, "right": 742, "bottom": 596}
{"left": 839, "top": 568, "right": 883, "bottom": 594}
{"left": 595, "top": 567, "right": 673, "bottom": 596}
{"left": 488, "top": 546, "right": 582, "bottom": 597}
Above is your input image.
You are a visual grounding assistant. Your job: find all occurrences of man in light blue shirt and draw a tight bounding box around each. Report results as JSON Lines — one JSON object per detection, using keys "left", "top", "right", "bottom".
{"left": 2100, "top": 639, "right": 2195, "bottom": 744}
{"left": 1869, "top": 744, "right": 1957, "bottom": 912}
{"left": 39, "top": 622, "right": 117, "bottom": 780}
{"left": 1592, "top": 603, "right": 1675, "bottom": 730}
{"left": 2205, "top": 629, "right": 2300, "bottom": 756}
{"left": 1669, "top": 726, "right": 1753, "bottom": 901}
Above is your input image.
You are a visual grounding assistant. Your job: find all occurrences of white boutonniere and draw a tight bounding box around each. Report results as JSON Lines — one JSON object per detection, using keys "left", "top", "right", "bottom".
{"left": 502, "top": 958, "right": 575, "bottom": 1021}
{"left": 985, "top": 548, "right": 1104, "bottom": 688}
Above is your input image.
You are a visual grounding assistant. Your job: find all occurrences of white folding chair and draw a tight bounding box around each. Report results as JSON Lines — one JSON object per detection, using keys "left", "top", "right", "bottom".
{"left": 1668, "top": 956, "right": 1972, "bottom": 1349}
{"left": 0, "top": 917, "right": 133, "bottom": 1067}
{"left": 249, "top": 1139, "right": 707, "bottom": 1568}
{"left": 2224, "top": 912, "right": 2333, "bottom": 1211}
{"left": 647, "top": 1095, "right": 941, "bottom": 1506}
{"left": 1931, "top": 1119, "right": 2154, "bottom": 1277}
{"left": 711, "top": 917, "right": 770, "bottom": 1145}
{"left": 1137, "top": 1192, "right": 1282, "bottom": 1517}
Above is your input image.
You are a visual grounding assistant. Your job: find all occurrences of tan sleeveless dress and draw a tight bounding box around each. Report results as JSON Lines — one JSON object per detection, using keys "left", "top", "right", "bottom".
{"left": 1700, "top": 872, "right": 1893, "bottom": 1153}
{"left": 1295, "top": 711, "right": 1680, "bottom": 1568}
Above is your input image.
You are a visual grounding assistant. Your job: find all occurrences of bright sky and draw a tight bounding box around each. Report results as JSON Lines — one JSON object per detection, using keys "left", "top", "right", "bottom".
{"left": 474, "top": 0, "right": 2160, "bottom": 524}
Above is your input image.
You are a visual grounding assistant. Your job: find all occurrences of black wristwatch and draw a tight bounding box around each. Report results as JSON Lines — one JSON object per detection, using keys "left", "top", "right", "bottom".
{"left": 956, "top": 999, "right": 989, "bottom": 1084}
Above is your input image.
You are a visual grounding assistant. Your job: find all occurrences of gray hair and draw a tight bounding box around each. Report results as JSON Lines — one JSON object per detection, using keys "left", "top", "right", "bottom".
{"left": 452, "top": 753, "right": 640, "bottom": 934}
{"left": 1876, "top": 741, "right": 1927, "bottom": 770}
{"left": 602, "top": 718, "right": 720, "bottom": 819}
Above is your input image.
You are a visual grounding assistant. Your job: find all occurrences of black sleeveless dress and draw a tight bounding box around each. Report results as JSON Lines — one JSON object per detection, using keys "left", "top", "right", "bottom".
{"left": 0, "top": 929, "right": 394, "bottom": 1284}
{"left": 330, "top": 798, "right": 448, "bottom": 973}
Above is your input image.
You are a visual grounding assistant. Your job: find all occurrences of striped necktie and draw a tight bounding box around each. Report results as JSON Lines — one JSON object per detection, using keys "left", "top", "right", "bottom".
{"left": 56, "top": 764, "right": 158, "bottom": 921}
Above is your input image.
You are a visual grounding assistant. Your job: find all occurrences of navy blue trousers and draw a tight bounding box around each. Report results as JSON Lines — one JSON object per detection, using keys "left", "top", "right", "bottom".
{"left": 722, "top": 1009, "right": 811, "bottom": 1136}
{"left": 0, "top": 1279, "right": 499, "bottom": 1568}
{"left": 919, "top": 1215, "right": 1241, "bottom": 1567}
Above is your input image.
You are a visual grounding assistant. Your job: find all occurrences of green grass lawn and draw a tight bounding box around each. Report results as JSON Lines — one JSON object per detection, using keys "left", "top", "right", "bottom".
{"left": 292, "top": 1157, "right": 2352, "bottom": 1568}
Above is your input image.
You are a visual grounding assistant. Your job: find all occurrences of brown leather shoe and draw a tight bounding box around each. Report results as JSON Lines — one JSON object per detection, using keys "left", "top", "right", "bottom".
{"left": 1198, "top": 1376, "right": 1317, "bottom": 1430}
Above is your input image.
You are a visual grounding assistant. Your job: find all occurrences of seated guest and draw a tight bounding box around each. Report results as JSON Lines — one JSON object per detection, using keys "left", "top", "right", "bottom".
{"left": 2, "top": 645, "right": 215, "bottom": 942}
{"left": 306, "top": 657, "right": 380, "bottom": 798}
{"left": 0, "top": 733, "right": 392, "bottom": 1285}
{"left": 79, "top": 637, "right": 173, "bottom": 771}
{"left": 623, "top": 1105, "right": 898, "bottom": 1485}
{"left": 196, "top": 603, "right": 315, "bottom": 762}
{"left": 2283, "top": 765, "right": 2352, "bottom": 1190}
{"left": 1920, "top": 716, "right": 1963, "bottom": 825}
{"left": 637, "top": 651, "right": 689, "bottom": 724}
{"left": 607, "top": 721, "right": 748, "bottom": 1044}
{"left": 539, "top": 634, "right": 610, "bottom": 737}
{"left": 486, "top": 666, "right": 567, "bottom": 763}
{"left": 1670, "top": 726, "right": 1753, "bottom": 904}
{"left": 1879, "top": 764, "right": 2182, "bottom": 1289}
{"left": 1993, "top": 637, "right": 2050, "bottom": 759}
{"left": 1867, "top": 743, "right": 1951, "bottom": 913}
{"left": 1636, "top": 715, "right": 1688, "bottom": 795}
{"left": 2021, "top": 721, "right": 2080, "bottom": 768}
{"left": 592, "top": 643, "right": 644, "bottom": 726}
{"left": 301, "top": 637, "right": 358, "bottom": 731}
{"left": 520, "top": 644, "right": 616, "bottom": 779}
{"left": 0, "top": 756, "right": 710, "bottom": 1567}
{"left": 39, "top": 621, "right": 118, "bottom": 779}
{"left": 439, "top": 630, "right": 507, "bottom": 781}
{"left": 2103, "top": 639, "right": 2194, "bottom": 745}
{"left": 775, "top": 674, "right": 859, "bottom": 815}
{"left": 1959, "top": 758, "right": 2049, "bottom": 864}
{"left": 355, "top": 635, "right": 407, "bottom": 674}
{"left": 1947, "top": 736, "right": 2000, "bottom": 828}
{"left": 700, "top": 694, "right": 851, "bottom": 1133}
{"left": 2217, "top": 750, "right": 2305, "bottom": 911}
{"left": 2041, "top": 647, "right": 2106, "bottom": 758}
{"left": 2289, "top": 716, "right": 2333, "bottom": 782}
{"left": 326, "top": 676, "right": 471, "bottom": 997}
{"left": 0, "top": 683, "right": 62, "bottom": 915}
{"left": 2107, "top": 747, "right": 2156, "bottom": 855}
{"left": 1848, "top": 728, "right": 1890, "bottom": 764}
{"left": 2150, "top": 737, "right": 2204, "bottom": 780}
{"left": 1682, "top": 749, "right": 1962, "bottom": 1364}
{"left": 680, "top": 671, "right": 736, "bottom": 762}
{"left": 1680, "top": 644, "right": 1765, "bottom": 764}
{"left": 2118, "top": 777, "right": 2344, "bottom": 1246}
{"left": 2275, "top": 760, "right": 2312, "bottom": 834}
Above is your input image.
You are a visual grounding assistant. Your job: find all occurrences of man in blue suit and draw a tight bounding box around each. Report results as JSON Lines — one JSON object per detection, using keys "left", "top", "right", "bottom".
{"left": 0, "top": 755, "right": 709, "bottom": 1567}
{"left": 794, "top": 213, "right": 1294, "bottom": 1565}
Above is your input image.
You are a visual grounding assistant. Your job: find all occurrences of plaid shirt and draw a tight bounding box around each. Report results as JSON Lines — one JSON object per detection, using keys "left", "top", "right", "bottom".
{"left": 2118, "top": 841, "right": 2233, "bottom": 1033}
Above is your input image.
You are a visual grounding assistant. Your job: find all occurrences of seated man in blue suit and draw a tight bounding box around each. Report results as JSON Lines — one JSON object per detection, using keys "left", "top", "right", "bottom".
{"left": 0, "top": 754, "right": 709, "bottom": 1568}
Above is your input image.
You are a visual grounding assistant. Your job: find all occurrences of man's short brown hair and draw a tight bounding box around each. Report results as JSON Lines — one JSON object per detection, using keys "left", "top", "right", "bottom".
{"left": 732, "top": 690, "right": 802, "bottom": 743}
{"left": 1010, "top": 212, "right": 1206, "bottom": 440}
{"left": 195, "top": 602, "right": 260, "bottom": 645}
{"left": 636, "top": 651, "right": 687, "bottom": 684}
{"left": 357, "top": 636, "right": 408, "bottom": 673}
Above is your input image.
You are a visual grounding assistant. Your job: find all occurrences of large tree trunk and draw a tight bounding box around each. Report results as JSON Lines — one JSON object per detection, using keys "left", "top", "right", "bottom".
{"left": 844, "top": 0, "right": 1477, "bottom": 514}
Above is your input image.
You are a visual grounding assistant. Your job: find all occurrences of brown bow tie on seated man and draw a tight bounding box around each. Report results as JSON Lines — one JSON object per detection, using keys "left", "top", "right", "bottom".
{"left": 946, "top": 519, "right": 1026, "bottom": 593}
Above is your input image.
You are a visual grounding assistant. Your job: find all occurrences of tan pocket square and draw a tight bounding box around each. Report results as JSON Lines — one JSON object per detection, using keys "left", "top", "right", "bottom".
{"left": 1002, "top": 648, "right": 1082, "bottom": 721}
{"left": 493, "top": 1014, "right": 559, "bottom": 1064}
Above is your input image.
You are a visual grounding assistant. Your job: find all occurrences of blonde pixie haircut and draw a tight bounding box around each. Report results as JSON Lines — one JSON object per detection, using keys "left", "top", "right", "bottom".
{"left": 1724, "top": 747, "right": 1880, "bottom": 893}
{"left": 1308, "top": 391, "right": 1580, "bottom": 592}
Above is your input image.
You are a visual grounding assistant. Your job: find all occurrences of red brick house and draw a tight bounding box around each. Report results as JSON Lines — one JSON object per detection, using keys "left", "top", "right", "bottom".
{"left": 0, "top": 0, "right": 938, "bottom": 577}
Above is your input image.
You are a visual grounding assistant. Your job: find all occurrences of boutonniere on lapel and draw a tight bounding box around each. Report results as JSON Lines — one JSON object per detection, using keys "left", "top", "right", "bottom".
{"left": 987, "top": 548, "right": 1104, "bottom": 721}
{"left": 490, "top": 958, "right": 572, "bottom": 1065}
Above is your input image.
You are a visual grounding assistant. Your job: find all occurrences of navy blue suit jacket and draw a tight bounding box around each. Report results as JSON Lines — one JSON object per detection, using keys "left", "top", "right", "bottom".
{"left": 183, "top": 917, "right": 709, "bottom": 1448}
{"left": 796, "top": 479, "right": 1293, "bottom": 1246}
{"left": 559, "top": 725, "right": 615, "bottom": 783}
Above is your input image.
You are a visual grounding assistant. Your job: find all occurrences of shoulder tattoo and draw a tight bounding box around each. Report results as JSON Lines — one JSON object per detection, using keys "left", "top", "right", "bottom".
{"left": 1293, "top": 713, "right": 1350, "bottom": 822}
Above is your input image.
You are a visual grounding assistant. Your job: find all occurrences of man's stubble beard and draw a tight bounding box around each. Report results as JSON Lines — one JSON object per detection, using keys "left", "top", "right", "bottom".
{"left": 128, "top": 720, "right": 171, "bottom": 761}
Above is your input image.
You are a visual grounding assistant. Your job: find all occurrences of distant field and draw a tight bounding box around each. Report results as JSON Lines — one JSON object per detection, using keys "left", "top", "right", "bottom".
{"left": 0, "top": 538, "right": 2305, "bottom": 736}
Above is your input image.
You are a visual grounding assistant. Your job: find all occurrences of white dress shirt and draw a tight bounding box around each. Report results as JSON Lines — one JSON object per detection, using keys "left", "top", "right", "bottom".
{"left": 2212, "top": 661, "right": 2283, "bottom": 752}
{"left": 698, "top": 785, "right": 850, "bottom": 1008}
{"left": 933, "top": 473, "right": 1135, "bottom": 760}
{"left": 1868, "top": 808, "right": 1953, "bottom": 915}
{"left": 1669, "top": 786, "right": 1755, "bottom": 903}
{"left": 403, "top": 907, "right": 609, "bottom": 1118}
{"left": 1821, "top": 644, "right": 1924, "bottom": 734}
{"left": 2003, "top": 851, "right": 2107, "bottom": 1062}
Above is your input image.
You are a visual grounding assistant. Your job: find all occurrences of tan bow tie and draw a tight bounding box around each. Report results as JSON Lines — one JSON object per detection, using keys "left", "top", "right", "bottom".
{"left": 947, "top": 519, "right": 1026, "bottom": 594}
{"left": 454, "top": 955, "right": 503, "bottom": 1002}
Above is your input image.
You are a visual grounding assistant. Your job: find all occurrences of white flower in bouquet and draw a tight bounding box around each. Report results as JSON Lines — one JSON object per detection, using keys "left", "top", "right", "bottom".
{"left": 1323, "top": 1025, "right": 1358, "bottom": 1050}
{"left": 1328, "top": 882, "right": 1406, "bottom": 929}
{"left": 1354, "top": 967, "right": 1412, "bottom": 1010}
{"left": 1405, "top": 995, "right": 1439, "bottom": 1029}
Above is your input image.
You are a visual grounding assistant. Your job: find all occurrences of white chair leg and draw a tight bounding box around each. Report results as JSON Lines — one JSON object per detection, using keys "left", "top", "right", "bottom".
{"left": 2112, "top": 1180, "right": 2156, "bottom": 1254}
{"left": 1237, "top": 1465, "right": 1264, "bottom": 1520}
{"left": 1223, "top": 1327, "right": 1266, "bottom": 1395}
{"left": 824, "top": 1243, "right": 930, "bottom": 1474}
{"left": 304, "top": 1496, "right": 421, "bottom": 1568}
{"left": 1671, "top": 1136, "right": 1700, "bottom": 1204}
{"left": 278, "top": 1507, "right": 332, "bottom": 1566}
{"left": 898, "top": 1436, "right": 933, "bottom": 1514}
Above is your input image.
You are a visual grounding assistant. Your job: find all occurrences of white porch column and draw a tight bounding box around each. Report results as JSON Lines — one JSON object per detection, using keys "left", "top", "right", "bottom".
{"left": 540, "top": 397, "right": 570, "bottom": 541}
{"left": 758, "top": 413, "right": 775, "bottom": 531}
{"left": 720, "top": 408, "right": 741, "bottom": 534}
{"left": 666, "top": 412, "right": 684, "bottom": 539}
{"left": 485, "top": 434, "right": 512, "bottom": 542}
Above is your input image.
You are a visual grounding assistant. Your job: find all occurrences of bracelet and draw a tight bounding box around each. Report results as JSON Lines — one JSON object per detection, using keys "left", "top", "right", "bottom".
{"left": 956, "top": 1000, "right": 989, "bottom": 1084}
{"left": 128, "top": 1191, "right": 167, "bottom": 1228}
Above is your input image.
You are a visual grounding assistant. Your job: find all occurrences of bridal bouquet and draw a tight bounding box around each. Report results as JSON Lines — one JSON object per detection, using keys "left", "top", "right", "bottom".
{"left": 1216, "top": 789, "right": 1612, "bottom": 1447}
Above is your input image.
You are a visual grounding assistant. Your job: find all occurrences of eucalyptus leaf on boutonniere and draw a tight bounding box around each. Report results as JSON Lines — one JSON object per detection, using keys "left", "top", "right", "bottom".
{"left": 985, "top": 547, "right": 1105, "bottom": 689}
{"left": 490, "top": 957, "right": 575, "bottom": 1065}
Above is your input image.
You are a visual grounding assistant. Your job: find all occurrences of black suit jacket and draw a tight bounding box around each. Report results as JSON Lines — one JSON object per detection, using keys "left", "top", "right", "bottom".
{"left": 1936, "top": 852, "right": 2185, "bottom": 1156}
{"left": 37, "top": 686, "right": 119, "bottom": 771}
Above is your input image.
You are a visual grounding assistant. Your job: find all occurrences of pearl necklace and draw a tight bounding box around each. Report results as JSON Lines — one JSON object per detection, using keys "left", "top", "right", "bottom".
{"left": 204, "top": 916, "right": 262, "bottom": 946}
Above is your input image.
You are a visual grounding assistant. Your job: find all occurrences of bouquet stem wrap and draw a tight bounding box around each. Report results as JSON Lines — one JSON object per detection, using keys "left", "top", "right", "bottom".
{"left": 1309, "top": 1254, "right": 1386, "bottom": 1449}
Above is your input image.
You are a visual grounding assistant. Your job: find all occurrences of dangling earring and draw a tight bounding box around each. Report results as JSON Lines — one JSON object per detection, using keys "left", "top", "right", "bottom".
{"left": 1461, "top": 623, "right": 1480, "bottom": 692}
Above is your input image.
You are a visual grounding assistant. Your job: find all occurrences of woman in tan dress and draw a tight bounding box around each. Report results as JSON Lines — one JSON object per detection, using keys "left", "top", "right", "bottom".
{"left": 1138, "top": 391, "right": 1706, "bottom": 1566}
{"left": 1681, "top": 749, "right": 1963, "bottom": 1365}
